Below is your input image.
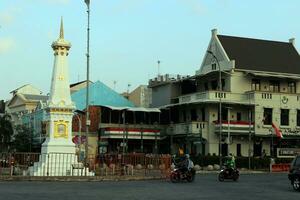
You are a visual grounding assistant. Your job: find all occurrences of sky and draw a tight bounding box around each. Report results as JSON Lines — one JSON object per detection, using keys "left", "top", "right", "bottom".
{"left": 1, "top": 0, "right": 300, "bottom": 100}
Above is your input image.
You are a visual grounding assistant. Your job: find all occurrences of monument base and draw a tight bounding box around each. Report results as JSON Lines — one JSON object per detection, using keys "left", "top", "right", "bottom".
{"left": 29, "top": 142, "right": 94, "bottom": 176}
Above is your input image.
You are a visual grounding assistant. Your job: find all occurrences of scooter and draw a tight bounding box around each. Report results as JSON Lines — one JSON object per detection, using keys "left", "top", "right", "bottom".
{"left": 218, "top": 166, "right": 239, "bottom": 182}
{"left": 170, "top": 167, "right": 196, "bottom": 183}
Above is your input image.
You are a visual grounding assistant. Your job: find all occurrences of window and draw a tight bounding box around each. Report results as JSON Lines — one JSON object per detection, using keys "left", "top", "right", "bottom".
{"left": 201, "top": 108, "right": 206, "bottom": 121}
{"left": 269, "top": 80, "right": 280, "bottom": 92}
{"left": 297, "top": 110, "right": 300, "bottom": 126}
{"left": 237, "top": 112, "right": 242, "bottom": 121}
{"left": 251, "top": 79, "right": 261, "bottom": 91}
{"left": 280, "top": 109, "right": 289, "bottom": 126}
{"left": 237, "top": 144, "right": 241, "bottom": 157}
{"left": 204, "top": 82, "right": 208, "bottom": 91}
{"left": 218, "top": 107, "right": 228, "bottom": 121}
{"left": 221, "top": 79, "right": 225, "bottom": 91}
{"left": 288, "top": 82, "right": 296, "bottom": 93}
{"left": 182, "top": 111, "right": 186, "bottom": 122}
{"left": 212, "top": 63, "right": 217, "bottom": 70}
{"left": 211, "top": 80, "right": 218, "bottom": 90}
{"left": 263, "top": 108, "right": 272, "bottom": 125}
{"left": 191, "top": 109, "right": 197, "bottom": 121}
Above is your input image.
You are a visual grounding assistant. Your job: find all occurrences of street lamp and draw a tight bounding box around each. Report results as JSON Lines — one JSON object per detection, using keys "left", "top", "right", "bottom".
{"left": 207, "top": 50, "right": 222, "bottom": 166}
{"left": 74, "top": 110, "right": 84, "bottom": 161}
{"left": 84, "top": 0, "right": 91, "bottom": 167}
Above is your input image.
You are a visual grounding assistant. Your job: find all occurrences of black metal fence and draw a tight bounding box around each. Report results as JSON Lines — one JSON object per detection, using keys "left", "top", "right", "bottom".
{"left": 0, "top": 152, "right": 171, "bottom": 178}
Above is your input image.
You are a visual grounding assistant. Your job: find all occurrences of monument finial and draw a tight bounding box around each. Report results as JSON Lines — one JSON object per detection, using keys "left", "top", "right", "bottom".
{"left": 60, "top": 17, "right": 64, "bottom": 39}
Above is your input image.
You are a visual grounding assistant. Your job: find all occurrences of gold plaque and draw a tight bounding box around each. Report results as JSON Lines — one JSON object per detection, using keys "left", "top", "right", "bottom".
{"left": 54, "top": 121, "right": 68, "bottom": 138}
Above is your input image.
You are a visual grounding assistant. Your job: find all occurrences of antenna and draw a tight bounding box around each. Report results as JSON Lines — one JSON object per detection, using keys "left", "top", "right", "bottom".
{"left": 157, "top": 60, "right": 161, "bottom": 77}
{"left": 113, "top": 80, "right": 117, "bottom": 90}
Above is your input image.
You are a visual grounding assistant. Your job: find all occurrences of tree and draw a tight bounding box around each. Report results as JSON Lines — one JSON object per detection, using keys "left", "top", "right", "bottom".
{"left": 13, "top": 125, "right": 34, "bottom": 152}
{"left": 0, "top": 114, "right": 14, "bottom": 152}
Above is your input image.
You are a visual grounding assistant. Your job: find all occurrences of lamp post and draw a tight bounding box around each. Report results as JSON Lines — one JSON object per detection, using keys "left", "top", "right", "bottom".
{"left": 154, "top": 122, "right": 158, "bottom": 154}
{"left": 84, "top": 0, "right": 91, "bottom": 167}
{"left": 140, "top": 122, "right": 144, "bottom": 153}
{"left": 74, "top": 112, "right": 82, "bottom": 161}
{"left": 269, "top": 128, "right": 274, "bottom": 157}
{"left": 170, "top": 121, "right": 174, "bottom": 155}
{"left": 248, "top": 109, "right": 252, "bottom": 169}
{"left": 207, "top": 50, "right": 222, "bottom": 166}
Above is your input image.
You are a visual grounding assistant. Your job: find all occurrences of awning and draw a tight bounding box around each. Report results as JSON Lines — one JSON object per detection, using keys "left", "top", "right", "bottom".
{"left": 102, "top": 105, "right": 161, "bottom": 113}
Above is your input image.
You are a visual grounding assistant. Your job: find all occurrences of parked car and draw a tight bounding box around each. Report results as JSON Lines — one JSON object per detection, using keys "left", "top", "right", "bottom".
{"left": 288, "top": 155, "right": 300, "bottom": 191}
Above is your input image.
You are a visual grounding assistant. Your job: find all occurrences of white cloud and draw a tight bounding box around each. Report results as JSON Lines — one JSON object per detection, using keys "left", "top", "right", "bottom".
{"left": 0, "top": 38, "right": 15, "bottom": 54}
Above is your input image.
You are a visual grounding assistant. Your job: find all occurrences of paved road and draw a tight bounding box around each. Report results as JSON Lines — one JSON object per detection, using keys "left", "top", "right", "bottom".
{"left": 0, "top": 173, "right": 298, "bottom": 200}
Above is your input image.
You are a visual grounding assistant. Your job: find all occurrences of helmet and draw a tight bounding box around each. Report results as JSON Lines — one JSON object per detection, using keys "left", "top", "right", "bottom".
{"left": 185, "top": 154, "right": 190, "bottom": 159}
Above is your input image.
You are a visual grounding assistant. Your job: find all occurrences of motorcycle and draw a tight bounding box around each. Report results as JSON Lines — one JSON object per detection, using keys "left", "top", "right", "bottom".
{"left": 170, "top": 167, "right": 196, "bottom": 183}
{"left": 218, "top": 166, "right": 239, "bottom": 182}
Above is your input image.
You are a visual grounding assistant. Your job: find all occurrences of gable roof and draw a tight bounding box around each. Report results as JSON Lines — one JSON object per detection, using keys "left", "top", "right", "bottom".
{"left": 71, "top": 81, "right": 135, "bottom": 110}
{"left": 23, "top": 94, "right": 48, "bottom": 102}
{"left": 7, "top": 93, "right": 48, "bottom": 107}
{"left": 217, "top": 35, "right": 300, "bottom": 74}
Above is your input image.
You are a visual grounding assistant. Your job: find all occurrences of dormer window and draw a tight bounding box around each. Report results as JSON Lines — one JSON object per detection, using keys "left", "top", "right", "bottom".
{"left": 251, "top": 79, "right": 260, "bottom": 91}
{"left": 211, "top": 63, "right": 217, "bottom": 71}
{"left": 269, "top": 80, "right": 280, "bottom": 92}
{"left": 288, "top": 82, "right": 296, "bottom": 93}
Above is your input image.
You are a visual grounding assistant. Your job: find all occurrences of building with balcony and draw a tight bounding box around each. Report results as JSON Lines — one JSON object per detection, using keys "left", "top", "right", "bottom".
{"left": 149, "top": 29, "right": 300, "bottom": 157}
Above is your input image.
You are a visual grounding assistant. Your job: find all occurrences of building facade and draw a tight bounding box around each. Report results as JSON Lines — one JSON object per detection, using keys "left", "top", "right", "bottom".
{"left": 128, "top": 85, "right": 152, "bottom": 108}
{"left": 149, "top": 29, "right": 300, "bottom": 157}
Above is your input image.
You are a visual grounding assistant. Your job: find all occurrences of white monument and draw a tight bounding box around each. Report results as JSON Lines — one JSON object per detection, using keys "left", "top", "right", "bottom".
{"left": 29, "top": 19, "right": 93, "bottom": 176}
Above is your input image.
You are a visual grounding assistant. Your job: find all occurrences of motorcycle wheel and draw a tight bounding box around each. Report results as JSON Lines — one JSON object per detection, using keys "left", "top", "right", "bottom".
{"left": 186, "top": 174, "right": 195, "bottom": 182}
{"left": 292, "top": 177, "right": 300, "bottom": 191}
{"left": 218, "top": 173, "right": 225, "bottom": 182}
{"left": 170, "top": 173, "right": 180, "bottom": 183}
{"left": 232, "top": 173, "right": 239, "bottom": 181}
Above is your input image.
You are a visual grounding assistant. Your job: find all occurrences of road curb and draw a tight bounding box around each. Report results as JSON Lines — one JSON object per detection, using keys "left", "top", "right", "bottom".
{"left": 0, "top": 176, "right": 165, "bottom": 182}
{"left": 196, "top": 170, "right": 270, "bottom": 174}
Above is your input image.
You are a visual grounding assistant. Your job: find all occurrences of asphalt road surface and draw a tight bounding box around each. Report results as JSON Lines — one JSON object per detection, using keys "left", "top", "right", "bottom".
{"left": 0, "top": 173, "right": 298, "bottom": 200}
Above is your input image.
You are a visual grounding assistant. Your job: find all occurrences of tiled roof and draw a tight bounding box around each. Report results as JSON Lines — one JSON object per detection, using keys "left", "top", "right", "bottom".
{"left": 218, "top": 35, "right": 300, "bottom": 74}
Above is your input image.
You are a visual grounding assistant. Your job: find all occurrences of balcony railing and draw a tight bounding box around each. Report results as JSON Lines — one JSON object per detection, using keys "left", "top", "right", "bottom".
{"left": 99, "top": 123, "right": 162, "bottom": 140}
{"left": 214, "top": 121, "right": 254, "bottom": 135}
{"left": 178, "top": 91, "right": 251, "bottom": 105}
{"left": 165, "top": 121, "right": 208, "bottom": 139}
{"left": 246, "top": 91, "right": 300, "bottom": 105}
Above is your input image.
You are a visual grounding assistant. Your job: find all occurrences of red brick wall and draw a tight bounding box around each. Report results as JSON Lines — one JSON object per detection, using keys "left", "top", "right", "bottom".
{"left": 72, "top": 106, "right": 101, "bottom": 133}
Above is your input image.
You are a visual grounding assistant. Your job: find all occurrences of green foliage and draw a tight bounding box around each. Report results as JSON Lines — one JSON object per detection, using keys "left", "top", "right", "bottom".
{"left": 13, "top": 125, "right": 34, "bottom": 152}
{"left": 190, "top": 155, "right": 293, "bottom": 169}
{"left": 0, "top": 114, "right": 14, "bottom": 151}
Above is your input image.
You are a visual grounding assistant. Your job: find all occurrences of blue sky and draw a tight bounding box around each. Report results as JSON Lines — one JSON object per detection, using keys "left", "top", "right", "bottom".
{"left": 1, "top": 0, "right": 300, "bottom": 100}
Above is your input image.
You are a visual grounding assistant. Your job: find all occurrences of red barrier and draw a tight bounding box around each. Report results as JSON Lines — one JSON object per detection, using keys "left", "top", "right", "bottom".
{"left": 271, "top": 164, "right": 290, "bottom": 172}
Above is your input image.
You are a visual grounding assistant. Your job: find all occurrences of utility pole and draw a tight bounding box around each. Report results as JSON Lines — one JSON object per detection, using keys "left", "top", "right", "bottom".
{"left": 84, "top": 0, "right": 91, "bottom": 167}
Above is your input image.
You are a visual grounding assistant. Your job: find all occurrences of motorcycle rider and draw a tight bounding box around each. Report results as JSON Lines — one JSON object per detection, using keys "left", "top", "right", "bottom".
{"left": 225, "top": 153, "right": 235, "bottom": 175}
{"left": 178, "top": 154, "right": 194, "bottom": 177}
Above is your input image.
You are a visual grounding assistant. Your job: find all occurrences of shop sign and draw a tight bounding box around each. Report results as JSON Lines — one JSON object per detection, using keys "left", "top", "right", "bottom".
{"left": 281, "top": 128, "right": 300, "bottom": 136}
{"left": 277, "top": 148, "right": 300, "bottom": 158}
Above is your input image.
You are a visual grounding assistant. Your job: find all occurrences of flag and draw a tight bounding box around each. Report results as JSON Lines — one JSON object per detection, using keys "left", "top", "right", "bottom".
{"left": 272, "top": 123, "right": 283, "bottom": 139}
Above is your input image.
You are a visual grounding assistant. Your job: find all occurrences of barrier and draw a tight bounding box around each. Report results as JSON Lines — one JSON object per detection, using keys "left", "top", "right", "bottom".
{"left": 270, "top": 163, "right": 290, "bottom": 172}
{"left": 0, "top": 152, "right": 171, "bottom": 178}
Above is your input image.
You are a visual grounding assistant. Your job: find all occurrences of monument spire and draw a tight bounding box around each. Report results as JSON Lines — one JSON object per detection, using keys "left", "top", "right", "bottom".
{"left": 49, "top": 18, "right": 73, "bottom": 108}
{"left": 60, "top": 17, "right": 64, "bottom": 39}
